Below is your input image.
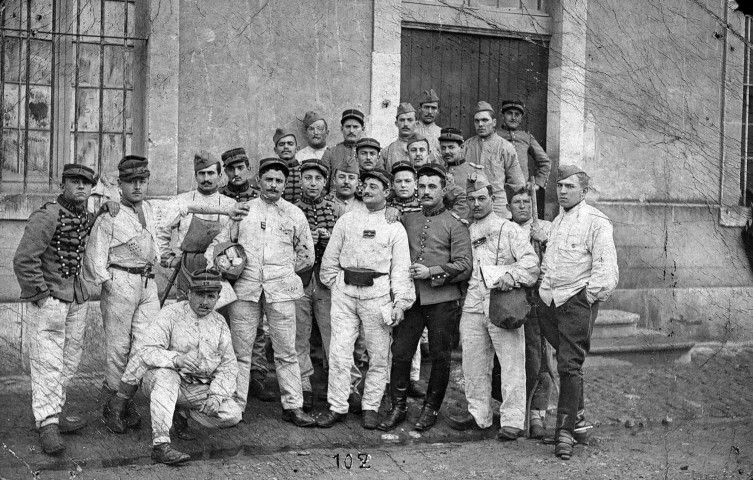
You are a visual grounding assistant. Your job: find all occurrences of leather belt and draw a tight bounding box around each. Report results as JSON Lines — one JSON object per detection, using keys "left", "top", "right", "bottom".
{"left": 110, "top": 264, "right": 155, "bottom": 287}
{"left": 342, "top": 267, "right": 386, "bottom": 287}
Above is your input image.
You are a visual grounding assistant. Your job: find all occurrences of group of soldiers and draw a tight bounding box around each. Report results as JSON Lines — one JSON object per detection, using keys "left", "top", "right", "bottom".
{"left": 12, "top": 89, "right": 618, "bottom": 466}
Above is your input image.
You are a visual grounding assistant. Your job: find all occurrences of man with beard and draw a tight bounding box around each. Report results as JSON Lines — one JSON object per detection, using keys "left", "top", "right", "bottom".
{"left": 538, "top": 165, "right": 618, "bottom": 460}
{"left": 446, "top": 174, "right": 538, "bottom": 442}
{"left": 13, "top": 164, "right": 104, "bottom": 454}
{"left": 293, "top": 159, "right": 338, "bottom": 412}
{"left": 296, "top": 111, "right": 330, "bottom": 161}
{"left": 497, "top": 100, "right": 551, "bottom": 215}
{"left": 85, "top": 156, "right": 160, "bottom": 433}
{"left": 158, "top": 151, "right": 237, "bottom": 301}
{"left": 408, "top": 136, "right": 469, "bottom": 220}
{"left": 415, "top": 89, "right": 441, "bottom": 155}
{"left": 317, "top": 168, "right": 415, "bottom": 430}
{"left": 206, "top": 158, "right": 316, "bottom": 427}
{"left": 112, "top": 270, "right": 242, "bottom": 466}
{"left": 379, "top": 163, "right": 472, "bottom": 432}
{"left": 463, "top": 101, "right": 526, "bottom": 218}
{"left": 274, "top": 128, "right": 302, "bottom": 204}
{"left": 381, "top": 103, "right": 421, "bottom": 171}
{"left": 322, "top": 109, "right": 365, "bottom": 179}
{"left": 218, "top": 147, "right": 274, "bottom": 403}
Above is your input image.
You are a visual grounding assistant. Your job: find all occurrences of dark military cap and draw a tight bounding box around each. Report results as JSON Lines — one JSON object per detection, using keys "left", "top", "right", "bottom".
{"left": 391, "top": 160, "right": 415, "bottom": 176}
{"left": 557, "top": 164, "right": 587, "bottom": 182}
{"left": 466, "top": 172, "right": 492, "bottom": 194}
{"left": 188, "top": 269, "right": 223, "bottom": 292}
{"left": 258, "top": 157, "right": 290, "bottom": 178}
{"left": 303, "top": 110, "right": 326, "bottom": 129}
{"left": 118, "top": 155, "right": 150, "bottom": 180}
{"left": 500, "top": 100, "right": 526, "bottom": 115}
{"left": 221, "top": 148, "right": 249, "bottom": 168}
{"left": 194, "top": 151, "right": 221, "bottom": 173}
{"left": 504, "top": 183, "right": 529, "bottom": 204}
{"left": 299, "top": 158, "right": 329, "bottom": 178}
{"left": 419, "top": 88, "right": 440, "bottom": 105}
{"left": 417, "top": 162, "right": 447, "bottom": 181}
{"left": 273, "top": 127, "right": 297, "bottom": 146}
{"left": 360, "top": 168, "right": 392, "bottom": 189}
{"left": 341, "top": 109, "right": 365, "bottom": 126}
{"left": 356, "top": 137, "right": 381, "bottom": 152}
{"left": 406, "top": 135, "right": 430, "bottom": 150}
{"left": 62, "top": 163, "right": 97, "bottom": 185}
{"left": 438, "top": 127, "right": 464, "bottom": 144}
{"left": 475, "top": 101, "right": 495, "bottom": 115}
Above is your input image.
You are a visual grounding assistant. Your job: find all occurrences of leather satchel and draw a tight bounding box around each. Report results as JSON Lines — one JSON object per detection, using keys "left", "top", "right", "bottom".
{"left": 488, "top": 227, "right": 530, "bottom": 330}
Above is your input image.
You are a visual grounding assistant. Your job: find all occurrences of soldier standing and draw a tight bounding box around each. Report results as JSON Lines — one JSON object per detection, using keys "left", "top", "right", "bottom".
{"left": 463, "top": 101, "right": 526, "bottom": 218}
{"left": 218, "top": 147, "right": 274, "bottom": 402}
{"left": 293, "top": 159, "right": 338, "bottom": 412}
{"left": 415, "top": 88, "right": 442, "bottom": 155}
{"left": 446, "top": 174, "right": 539, "bottom": 442}
{"left": 275, "top": 128, "right": 303, "bottom": 204}
{"left": 321, "top": 109, "right": 365, "bottom": 178}
{"left": 85, "top": 156, "right": 160, "bottom": 432}
{"left": 317, "top": 168, "right": 415, "bottom": 430}
{"left": 379, "top": 163, "right": 472, "bottom": 432}
{"left": 538, "top": 165, "right": 618, "bottom": 460}
{"left": 206, "top": 157, "right": 316, "bottom": 427}
{"left": 296, "top": 111, "right": 330, "bottom": 161}
{"left": 381, "top": 103, "right": 420, "bottom": 171}
{"left": 13, "top": 164, "right": 101, "bottom": 454}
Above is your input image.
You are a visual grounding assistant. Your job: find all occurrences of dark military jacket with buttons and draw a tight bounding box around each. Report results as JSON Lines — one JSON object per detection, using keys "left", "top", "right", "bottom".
{"left": 13, "top": 195, "right": 94, "bottom": 303}
{"left": 219, "top": 180, "right": 260, "bottom": 202}
{"left": 402, "top": 206, "right": 472, "bottom": 306}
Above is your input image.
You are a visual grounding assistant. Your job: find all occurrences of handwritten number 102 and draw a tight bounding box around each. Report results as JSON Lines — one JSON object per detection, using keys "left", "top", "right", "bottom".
{"left": 332, "top": 453, "right": 371, "bottom": 469}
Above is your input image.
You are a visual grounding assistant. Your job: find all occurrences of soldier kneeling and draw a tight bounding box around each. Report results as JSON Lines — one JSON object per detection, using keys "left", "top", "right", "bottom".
{"left": 108, "top": 269, "right": 242, "bottom": 465}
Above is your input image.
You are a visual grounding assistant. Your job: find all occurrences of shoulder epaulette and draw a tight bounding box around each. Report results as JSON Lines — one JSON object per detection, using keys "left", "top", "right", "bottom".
{"left": 451, "top": 211, "right": 469, "bottom": 226}
{"left": 40, "top": 201, "right": 58, "bottom": 211}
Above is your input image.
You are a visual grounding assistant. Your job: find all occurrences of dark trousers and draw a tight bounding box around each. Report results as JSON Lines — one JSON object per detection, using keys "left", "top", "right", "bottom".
{"left": 390, "top": 300, "right": 459, "bottom": 410}
{"left": 525, "top": 290, "right": 552, "bottom": 411}
{"left": 539, "top": 288, "right": 599, "bottom": 435}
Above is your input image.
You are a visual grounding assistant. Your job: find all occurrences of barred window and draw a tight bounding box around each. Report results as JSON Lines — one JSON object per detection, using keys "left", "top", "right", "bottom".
{"left": 1, "top": 0, "right": 144, "bottom": 193}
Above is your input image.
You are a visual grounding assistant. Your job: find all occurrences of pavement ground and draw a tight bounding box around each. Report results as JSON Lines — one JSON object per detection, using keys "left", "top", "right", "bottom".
{"left": 1, "top": 342, "right": 752, "bottom": 479}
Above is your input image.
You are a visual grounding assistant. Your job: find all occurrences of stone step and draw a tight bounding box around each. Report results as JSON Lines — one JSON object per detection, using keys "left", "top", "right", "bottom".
{"left": 592, "top": 309, "right": 640, "bottom": 338}
{"left": 591, "top": 327, "right": 695, "bottom": 362}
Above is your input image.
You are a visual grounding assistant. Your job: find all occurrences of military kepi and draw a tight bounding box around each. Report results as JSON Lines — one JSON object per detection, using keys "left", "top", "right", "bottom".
{"left": 221, "top": 148, "right": 249, "bottom": 168}
{"left": 259, "top": 157, "right": 290, "bottom": 178}
{"left": 356, "top": 137, "right": 381, "bottom": 152}
{"left": 438, "top": 127, "right": 463, "bottom": 144}
{"left": 118, "top": 155, "right": 150, "bottom": 180}
{"left": 62, "top": 163, "right": 97, "bottom": 185}
{"left": 417, "top": 162, "right": 446, "bottom": 180}
{"left": 557, "top": 164, "right": 586, "bottom": 182}
{"left": 188, "top": 269, "right": 223, "bottom": 292}
{"left": 299, "top": 158, "right": 329, "bottom": 178}
{"left": 341, "top": 108, "right": 365, "bottom": 126}
{"left": 361, "top": 168, "right": 391, "bottom": 188}
{"left": 500, "top": 100, "right": 525, "bottom": 115}
{"left": 194, "top": 150, "right": 220, "bottom": 173}
{"left": 391, "top": 160, "right": 415, "bottom": 176}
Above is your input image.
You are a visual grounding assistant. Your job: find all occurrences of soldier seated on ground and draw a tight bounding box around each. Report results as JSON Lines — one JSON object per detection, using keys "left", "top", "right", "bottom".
{"left": 107, "top": 269, "right": 242, "bottom": 466}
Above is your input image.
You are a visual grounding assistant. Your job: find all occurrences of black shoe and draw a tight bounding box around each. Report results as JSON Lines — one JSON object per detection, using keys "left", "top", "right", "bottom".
{"left": 407, "top": 381, "right": 426, "bottom": 398}
{"left": 414, "top": 406, "right": 438, "bottom": 432}
{"left": 497, "top": 426, "right": 523, "bottom": 441}
{"left": 555, "top": 431, "right": 575, "bottom": 460}
{"left": 348, "top": 391, "right": 363, "bottom": 414}
{"left": 446, "top": 411, "right": 486, "bottom": 431}
{"left": 302, "top": 391, "right": 314, "bottom": 413}
{"left": 249, "top": 378, "right": 276, "bottom": 403}
{"left": 151, "top": 443, "right": 190, "bottom": 465}
{"left": 316, "top": 410, "right": 346, "bottom": 428}
{"left": 125, "top": 399, "right": 141, "bottom": 429}
{"left": 529, "top": 423, "right": 547, "bottom": 440}
{"left": 103, "top": 396, "right": 129, "bottom": 434}
{"left": 574, "top": 420, "right": 593, "bottom": 445}
{"left": 58, "top": 415, "right": 87, "bottom": 434}
{"left": 362, "top": 410, "right": 379, "bottom": 430}
{"left": 281, "top": 408, "right": 316, "bottom": 428}
{"left": 39, "top": 424, "right": 65, "bottom": 455}
{"left": 171, "top": 409, "right": 195, "bottom": 441}
{"left": 377, "top": 406, "right": 406, "bottom": 431}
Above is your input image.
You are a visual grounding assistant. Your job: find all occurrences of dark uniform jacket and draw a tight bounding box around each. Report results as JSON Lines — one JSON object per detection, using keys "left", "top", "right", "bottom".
{"left": 219, "top": 181, "right": 260, "bottom": 202}
{"left": 13, "top": 195, "right": 93, "bottom": 303}
{"left": 498, "top": 126, "right": 552, "bottom": 188}
{"left": 283, "top": 159, "right": 302, "bottom": 204}
{"left": 402, "top": 206, "right": 472, "bottom": 306}
{"left": 294, "top": 195, "right": 338, "bottom": 265}
{"left": 388, "top": 194, "right": 422, "bottom": 214}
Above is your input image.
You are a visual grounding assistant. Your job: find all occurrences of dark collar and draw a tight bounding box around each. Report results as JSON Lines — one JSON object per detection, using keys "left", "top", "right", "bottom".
{"left": 226, "top": 180, "right": 250, "bottom": 194}
{"left": 56, "top": 194, "right": 87, "bottom": 214}
{"left": 422, "top": 204, "right": 446, "bottom": 217}
{"left": 446, "top": 157, "right": 466, "bottom": 167}
{"left": 395, "top": 195, "right": 417, "bottom": 204}
{"left": 500, "top": 125, "right": 517, "bottom": 132}
{"left": 300, "top": 195, "right": 325, "bottom": 205}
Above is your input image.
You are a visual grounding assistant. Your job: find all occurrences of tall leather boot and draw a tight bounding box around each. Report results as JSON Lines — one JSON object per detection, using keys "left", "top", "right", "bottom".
{"left": 378, "top": 360, "right": 410, "bottom": 431}
{"left": 104, "top": 382, "right": 138, "bottom": 433}
{"left": 119, "top": 382, "right": 141, "bottom": 429}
